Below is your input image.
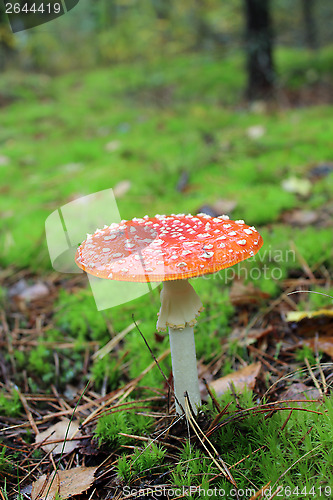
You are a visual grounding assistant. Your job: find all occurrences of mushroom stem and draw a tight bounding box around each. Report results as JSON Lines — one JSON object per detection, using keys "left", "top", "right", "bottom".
{"left": 156, "top": 279, "right": 203, "bottom": 414}
{"left": 168, "top": 325, "right": 201, "bottom": 414}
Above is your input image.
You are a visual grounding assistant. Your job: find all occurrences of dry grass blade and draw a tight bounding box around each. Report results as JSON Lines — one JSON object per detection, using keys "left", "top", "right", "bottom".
{"left": 273, "top": 443, "right": 323, "bottom": 487}
{"left": 248, "top": 481, "right": 271, "bottom": 500}
{"left": 304, "top": 357, "right": 323, "bottom": 398}
{"left": 184, "top": 395, "right": 237, "bottom": 487}
{"left": 92, "top": 322, "right": 138, "bottom": 360}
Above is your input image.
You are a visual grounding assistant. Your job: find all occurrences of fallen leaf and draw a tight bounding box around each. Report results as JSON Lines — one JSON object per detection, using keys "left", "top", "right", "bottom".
{"left": 286, "top": 310, "right": 333, "bottom": 322}
{"left": 113, "top": 180, "right": 131, "bottom": 198}
{"left": 246, "top": 124, "right": 266, "bottom": 139}
{"left": 229, "top": 325, "right": 274, "bottom": 346}
{"left": 9, "top": 279, "right": 49, "bottom": 302}
{"left": 35, "top": 419, "right": 82, "bottom": 455}
{"left": 304, "top": 336, "right": 333, "bottom": 358}
{"left": 281, "top": 209, "right": 318, "bottom": 226}
{"left": 210, "top": 362, "right": 261, "bottom": 396}
{"left": 229, "top": 280, "right": 270, "bottom": 306}
{"left": 281, "top": 176, "right": 312, "bottom": 196}
{"left": 31, "top": 466, "right": 98, "bottom": 500}
{"left": 278, "top": 382, "right": 321, "bottom": 403}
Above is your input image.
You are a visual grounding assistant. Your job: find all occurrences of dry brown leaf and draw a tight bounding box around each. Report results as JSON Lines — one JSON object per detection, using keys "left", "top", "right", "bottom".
{"left": 31, "top": 466, "right": 98, "bottom": 500}
{"left": 229, "top": 280, "right": 270, "bottom": 306}
{"left": 210, "top": 362, "right": 261, "bottom": 396}
{"left": 281, "top": 209, "right": 318, "bottom": 226}
{"left": 304, "top": 336, "right": 333, "bottom": 358}
{"left": 278, "top": 382, "right": 321, "bottom": 403}
{"left": 35, "top": 419, "right": 82, "bottom": 455}
{"left": 229, "top": 326, "right": 274, "bottom": 346}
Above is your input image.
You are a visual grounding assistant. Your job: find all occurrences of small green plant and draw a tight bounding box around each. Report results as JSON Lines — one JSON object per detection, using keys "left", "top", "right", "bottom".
{"left": 295, "top": 345, "right": 317, "bottom": 366}
{"left": 0, "top": 390, "right": 21, "bottom": 417}
{"left": 28, "top": 344, "right": 54, "bottom": 382}
{"left": 95, "top": 405, "right": 153, "bottom": 448}
{"left": 91, "top": 356, "right": 120, "bottom": 391}
{"left": 117, "top": 443, "right": 167, "bottom": 480}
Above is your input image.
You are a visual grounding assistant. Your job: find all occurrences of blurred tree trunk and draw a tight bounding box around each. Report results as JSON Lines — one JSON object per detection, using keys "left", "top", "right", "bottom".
{"left": 0, "top": 8, "right": 15, "bottom": 70}
{"left": 301, "top": 0, "right": 318, "bottom": 49}
{"left": 244, "top": 0, "right": 275, "bottom": 100}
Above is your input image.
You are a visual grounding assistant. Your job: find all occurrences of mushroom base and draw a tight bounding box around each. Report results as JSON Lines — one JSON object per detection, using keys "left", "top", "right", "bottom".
{"left": 168, "top": 325, "right": 201, "bottom": 414}
{"left": 156, "top": 279, "right": 203, "bottom": 331}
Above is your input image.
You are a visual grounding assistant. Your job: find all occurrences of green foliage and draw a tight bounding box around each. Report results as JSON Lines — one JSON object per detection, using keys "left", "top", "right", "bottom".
{"left": 0, "top": 391, "right": 21, "bottom": 417}
{"left": 295, "top": 345, "right": 318, "bottom": 366}
{"left": 54, "top": 289, "right": 110, "bottom": 344}
{"left": 95, "top": 405, "right": 153, "bottom": 448}
{"left": 117, "top": 443, "right": 167, "bottom": 481}
{"left": 90, "top": 356, "right": 120, "bottom": 391}
{"left": 28, "top": 344, "right": 54, "bottom": 382}
{"left": 0, "top": 446, "right": 13, "bottom": 474}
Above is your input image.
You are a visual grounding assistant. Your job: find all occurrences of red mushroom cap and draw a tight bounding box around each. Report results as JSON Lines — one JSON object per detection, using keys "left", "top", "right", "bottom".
{"left": 75, "top": 214, "right": 263, "bottom": 283}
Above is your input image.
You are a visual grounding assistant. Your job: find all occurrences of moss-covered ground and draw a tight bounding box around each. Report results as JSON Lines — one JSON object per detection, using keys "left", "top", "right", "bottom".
{"left": 0, "top": 46, "right": 333, "bottom": 498}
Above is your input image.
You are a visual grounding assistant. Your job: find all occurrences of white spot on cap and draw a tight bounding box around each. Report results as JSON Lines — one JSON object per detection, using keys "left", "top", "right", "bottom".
{"left": 104, "top": 234, "right": 117, "bottom": 240}
{"left": 112, "top": 253, "right": 122, "bottom": 258}
{"left": 235, "top": 220, "right": 245, "bottom": 224}
{"left": 223, "top": 224, "right": 231, "bottom": 229}
{"left": 228, "top": 231, "right": 237, "bottom": 236}
{"left": 200, "top": 251, "right": 214, "bottom": 259}
{"left": 102, "top": 248, "right": 111, "bottom": 252}
{"left": 244, "top": 228, "right": 253, "bottom": 235}
{"left": 176, "top": 262, "right": 187, "bottom": 268}
{"left": 237, "top": 239, "right": 247, "bottom": 246}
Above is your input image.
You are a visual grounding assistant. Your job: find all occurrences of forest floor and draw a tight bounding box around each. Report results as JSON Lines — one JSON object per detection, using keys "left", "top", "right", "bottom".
{"left": 0, "top": 47, "right": 333, "bottom": 499}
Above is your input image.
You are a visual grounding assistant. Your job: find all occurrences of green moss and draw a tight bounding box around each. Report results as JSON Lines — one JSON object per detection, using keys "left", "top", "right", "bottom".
{"left": 0, "top": 391, "right": 21, "bottom": 417}
{"left": 95, "top": 404, "right": 153, "bottom": 448}
{"left": 90, "top": 356, "right": 120, "bottom": 391}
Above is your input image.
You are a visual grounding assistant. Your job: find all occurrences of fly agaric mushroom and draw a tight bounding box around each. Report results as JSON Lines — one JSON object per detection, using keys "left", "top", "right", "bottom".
{"left": 75, "top": 214, "right": 263, "bottom": 414}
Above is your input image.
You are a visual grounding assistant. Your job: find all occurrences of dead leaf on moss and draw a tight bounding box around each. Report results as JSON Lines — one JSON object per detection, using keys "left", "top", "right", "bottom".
{"left": 35, "top": 419, "right": 82, "bottom": 455}
{"left": 210, "top": 362, "right": 261, "bottom": 396}
{"left": 229, "top": 280, "right": 270, "bottom": 306}
{"left": 278, "top": 382, "right": 321, "bottom": 403}
{"left": 303, "top": 336, "right": 333, "bottom": 358}
{"left": 229, "top": 325, "right": 274, "bottom": 346}
{"left": 31, "top": 466, "right": 98, "bottom": 500}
